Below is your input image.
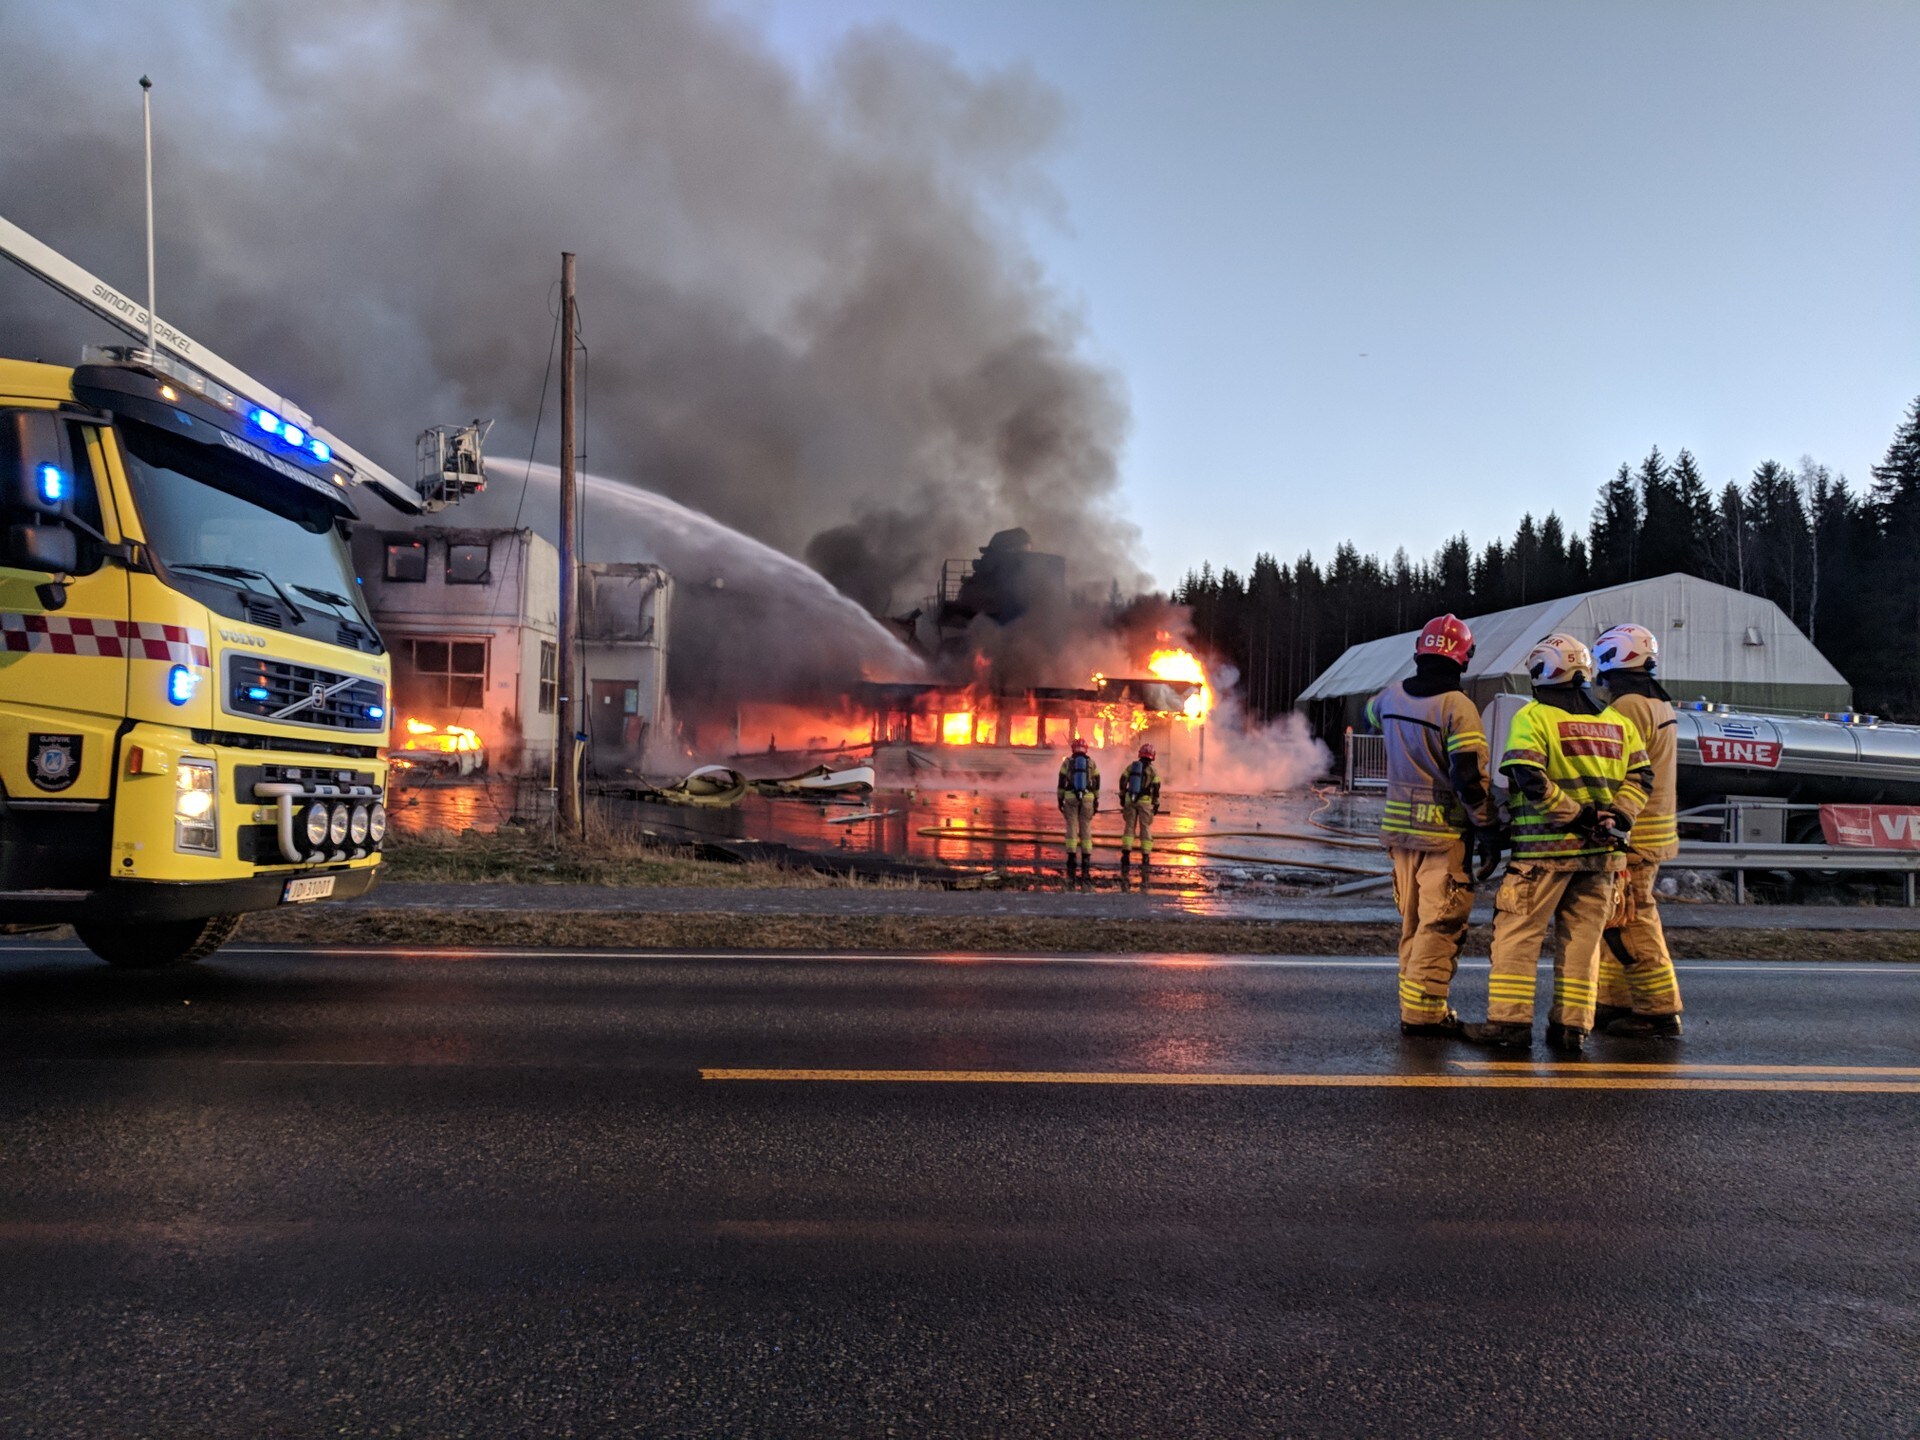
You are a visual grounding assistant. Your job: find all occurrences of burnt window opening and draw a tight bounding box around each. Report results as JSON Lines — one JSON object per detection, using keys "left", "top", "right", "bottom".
{"left": 385, "top": 541, "right": 427, "bottom": 583}
{"left": 446, "top": 543, "right": 492, "bottom": 585}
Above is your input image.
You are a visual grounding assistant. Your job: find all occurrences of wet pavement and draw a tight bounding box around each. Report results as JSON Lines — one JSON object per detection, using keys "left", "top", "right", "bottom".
{"left": 391, "top": 778, "right": 1385, "bottom": 885}
{"left": 2, "top": 941, "right": 1916, "bottom": 1437}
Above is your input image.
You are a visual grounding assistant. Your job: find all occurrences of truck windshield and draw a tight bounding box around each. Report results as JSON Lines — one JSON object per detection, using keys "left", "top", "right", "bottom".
{"left": 118, "top": 419, "right": 375, "bottom": 631}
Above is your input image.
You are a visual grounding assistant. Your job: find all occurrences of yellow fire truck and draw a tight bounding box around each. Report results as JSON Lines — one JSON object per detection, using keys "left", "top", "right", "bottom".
{"left": 0, "top": 216, "right": 465, "bottom": 966}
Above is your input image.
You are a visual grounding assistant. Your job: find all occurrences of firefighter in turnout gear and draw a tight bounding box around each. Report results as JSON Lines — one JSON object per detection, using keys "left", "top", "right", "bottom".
{"left": 1464, "top": 634, "right": 1654, "bottom": 1053}
{"left": 1365, "top": 614, "right": 1500, "bottom": 1037}
{"left": 1058, "top": 736, "right": 1100, "bottom": 880}
{"left": 1591, "top": 623, "right": 1685, "bottom": 1037}
{"left": 1119, "top": 743, "right": 1162, "bottom": 876}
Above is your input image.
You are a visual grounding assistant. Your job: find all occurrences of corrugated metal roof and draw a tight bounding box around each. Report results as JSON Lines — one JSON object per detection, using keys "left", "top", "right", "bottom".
{"left": 1298, "top": 573, "right": 1848, "bottom": 701}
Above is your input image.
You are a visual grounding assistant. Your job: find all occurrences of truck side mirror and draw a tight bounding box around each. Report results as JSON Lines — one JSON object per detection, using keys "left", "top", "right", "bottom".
{"left": 4, "top": 522, "right": 78, "bottom": 574}
{"left": 0, "top": 410, "right": 75, "bottom": 518}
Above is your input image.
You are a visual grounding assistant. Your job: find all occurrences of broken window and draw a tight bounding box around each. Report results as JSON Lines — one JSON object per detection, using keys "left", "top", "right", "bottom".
{"left": 446, "top": 543, "right": 491, "bottom": 585}
{"left": 385, "top": 540, "right": 427, "bottom": 582}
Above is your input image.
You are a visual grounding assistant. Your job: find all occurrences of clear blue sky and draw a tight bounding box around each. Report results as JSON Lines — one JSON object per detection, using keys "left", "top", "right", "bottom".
{"left": 742, "top": 0, "right": 1920, "bottom": 588}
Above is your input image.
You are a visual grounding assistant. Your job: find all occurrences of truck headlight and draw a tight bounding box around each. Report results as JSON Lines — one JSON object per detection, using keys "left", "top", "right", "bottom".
{"left": 368, "top": 802, "right": 387, "bottom": 845}
{"left": 349, "top": 804, "right": 370, "bottom": 845}
{"left": 328, "top": 802, "right": 351, "bottom": 845}
{"left": 173, "top": 758, "right": 218, "bottom": 854}
{"left": 304, "top": 803, "right": 331, "bottom": 848}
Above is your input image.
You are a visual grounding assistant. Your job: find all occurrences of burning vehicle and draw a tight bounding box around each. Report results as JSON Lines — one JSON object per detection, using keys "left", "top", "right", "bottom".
{"left": 391, "top": 716, "right": 486, "bottom": 779}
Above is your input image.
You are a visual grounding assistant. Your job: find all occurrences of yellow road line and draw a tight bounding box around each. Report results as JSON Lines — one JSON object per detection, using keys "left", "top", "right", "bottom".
{"left": 699, "top": 1068, "right": 1920, "bottom": 1094}
{"left": 1451, "top": 1061, "right": 1920, "bottom": 1076}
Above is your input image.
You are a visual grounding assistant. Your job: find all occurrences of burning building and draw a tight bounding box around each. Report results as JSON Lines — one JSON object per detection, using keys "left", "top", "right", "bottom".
{"left": 580, "top": 562, "right": 674, "bottom": 775}
{"left": 353, "top": 525, "right": 560, "bottom": 776}
{"left": 354, "top": 527, "right": 677, "bottom": 780}
{"left": 860, "top": 645, "right": 1214, "bottom": 785}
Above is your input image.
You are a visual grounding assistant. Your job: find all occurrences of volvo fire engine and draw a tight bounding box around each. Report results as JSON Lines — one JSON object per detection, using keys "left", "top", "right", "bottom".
{"left": 0, "top": 215, "right": 478, "bottom": 966}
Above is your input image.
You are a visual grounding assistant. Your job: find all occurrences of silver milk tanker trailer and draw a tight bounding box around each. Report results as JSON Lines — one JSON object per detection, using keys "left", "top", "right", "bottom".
{"left": 1484, "top": 695, "right": 1920, "bottom": 838}
{"left": 1672, "top": 704, "right": 1920, "bottom": 809}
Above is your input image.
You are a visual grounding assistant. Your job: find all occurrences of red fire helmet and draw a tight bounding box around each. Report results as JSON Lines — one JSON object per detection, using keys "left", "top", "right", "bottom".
{"left": 1071, "top": 736, "right": 1090, "bottom": 755}
{"left": 1138, "top": 743, "right": 1156, "bottom": 761}
{"left": 1415, "top": 613, "right": 1475, "bottom": 665}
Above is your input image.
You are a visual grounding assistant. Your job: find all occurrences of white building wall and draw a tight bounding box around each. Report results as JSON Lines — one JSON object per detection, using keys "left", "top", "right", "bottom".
{"left": 354, "top": 526, "right": 560, "bottom": 774}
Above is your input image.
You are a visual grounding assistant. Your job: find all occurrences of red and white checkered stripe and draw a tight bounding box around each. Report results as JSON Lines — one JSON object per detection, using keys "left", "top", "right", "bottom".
{"left": 0, "top": 614, "right": 210, "bottom": 667}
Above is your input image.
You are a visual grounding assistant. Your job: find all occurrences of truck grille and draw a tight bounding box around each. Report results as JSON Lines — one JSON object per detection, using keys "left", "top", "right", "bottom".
{"left": 224, "top": 654, "right": 386, "bottom": 732}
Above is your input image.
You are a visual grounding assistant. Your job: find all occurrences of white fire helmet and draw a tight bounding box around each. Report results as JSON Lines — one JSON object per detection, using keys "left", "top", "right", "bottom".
{"left": 1526, "top": 632, "right": 1594, "bottom": 686}
{"left": 1594, "top": 622, "right": 1658, "bottom": 674}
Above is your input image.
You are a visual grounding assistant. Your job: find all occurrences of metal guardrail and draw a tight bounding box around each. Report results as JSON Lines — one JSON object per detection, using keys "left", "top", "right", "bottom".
{"left": 1329, "top": 794, "right": 1920, "bottom": 904}
{"left": 1671, "top": 801, "right": 1920, "bottom": 905}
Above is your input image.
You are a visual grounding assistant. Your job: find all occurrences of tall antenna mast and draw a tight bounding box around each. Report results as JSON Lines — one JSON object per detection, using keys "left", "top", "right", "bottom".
{"left": 139, "top": 75, "right": 156, "bottom": 357}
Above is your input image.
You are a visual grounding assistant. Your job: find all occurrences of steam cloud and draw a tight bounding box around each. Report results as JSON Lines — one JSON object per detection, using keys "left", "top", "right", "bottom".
{"left": 0, "top": 0, "right": 1141, "bottom": 636}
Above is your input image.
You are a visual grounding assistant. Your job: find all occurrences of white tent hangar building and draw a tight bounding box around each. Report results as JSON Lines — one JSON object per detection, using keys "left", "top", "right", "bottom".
{"left": 1298, "top": 573, "right": 1852, "bottom": 733}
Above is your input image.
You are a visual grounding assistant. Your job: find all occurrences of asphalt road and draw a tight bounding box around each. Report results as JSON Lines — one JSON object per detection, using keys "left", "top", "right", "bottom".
{"left": 2, "top": 942, "right": 1916, "bottom": 1439}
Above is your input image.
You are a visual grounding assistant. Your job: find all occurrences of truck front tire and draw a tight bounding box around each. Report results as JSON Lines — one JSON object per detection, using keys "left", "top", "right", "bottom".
{"left": 75, "top": 913, "right": 244, "bottom": 968}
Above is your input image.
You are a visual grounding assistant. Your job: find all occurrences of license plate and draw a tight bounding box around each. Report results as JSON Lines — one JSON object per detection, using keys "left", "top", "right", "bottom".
{"left": 282, "top": 875, "right": 336, "bottom": 904}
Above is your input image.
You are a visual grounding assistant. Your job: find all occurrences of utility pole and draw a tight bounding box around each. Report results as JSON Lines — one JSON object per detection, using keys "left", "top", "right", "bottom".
{"left": 556, "top": 252, "right": 582, "bottom": 837}
{"left": 139, "top": 75, "right": 156, "bottom": 355}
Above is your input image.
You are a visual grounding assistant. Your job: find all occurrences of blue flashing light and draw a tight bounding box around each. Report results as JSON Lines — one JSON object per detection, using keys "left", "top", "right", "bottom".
{"left": 167, "top": 665, "right": 199, "bottom": 706}
{"left": 367, "top": 705, "right": 386, "bottom": 721}
{"left": 36, "top": 464, "right": 65, "bottom": 506}
{"left": 282, "top": 422, "right": 308, "bottom": 449}
{"left": 250, "top": 407, "right": 283, "bottom": 436}
{"left": 246, "top": 685, "right": 271, "bottom": 703}
{"left": 308, "top": 437, "right": 332, "bottom": 463}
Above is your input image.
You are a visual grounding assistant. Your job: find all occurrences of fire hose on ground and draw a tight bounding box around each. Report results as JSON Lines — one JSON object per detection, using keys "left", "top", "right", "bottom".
{"left": 914, "top": 823, "right": 1389, "bottom": 879}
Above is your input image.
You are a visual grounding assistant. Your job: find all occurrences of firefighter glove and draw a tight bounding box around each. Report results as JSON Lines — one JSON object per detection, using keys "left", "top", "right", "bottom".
{"left": 1471, "top": 826, "right": 1507, "bottom": 882}
{"left": 1573, "top": 804, "right": 1626, "bottom": 849}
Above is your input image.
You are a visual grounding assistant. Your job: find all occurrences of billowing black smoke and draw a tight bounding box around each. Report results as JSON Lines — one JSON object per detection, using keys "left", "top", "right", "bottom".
{"left": 0, "top": 0, "right": 1142, "bottom": 640}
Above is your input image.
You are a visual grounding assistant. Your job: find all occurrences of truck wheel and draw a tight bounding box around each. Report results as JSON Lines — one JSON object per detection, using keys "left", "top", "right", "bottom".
{"left": 75, "top": 913, "right": 245, "bottom": 969}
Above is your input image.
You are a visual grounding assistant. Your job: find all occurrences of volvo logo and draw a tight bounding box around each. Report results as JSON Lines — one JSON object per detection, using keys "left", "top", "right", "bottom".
{"left": 218, "top": 627, "right": 269, "bottom": 649}
{"left": 309, "top": 682, "right": 327, "bottom": 707}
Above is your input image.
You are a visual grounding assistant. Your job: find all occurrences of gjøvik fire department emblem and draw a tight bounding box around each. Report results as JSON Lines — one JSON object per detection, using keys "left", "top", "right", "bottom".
{"left": 28, "top": 733, "right": 81, "bottom": 792}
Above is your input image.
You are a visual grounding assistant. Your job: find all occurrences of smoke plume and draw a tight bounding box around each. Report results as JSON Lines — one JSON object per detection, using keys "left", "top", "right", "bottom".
{"left": 0, "top": 0, "right": 1141, "bottom": 623}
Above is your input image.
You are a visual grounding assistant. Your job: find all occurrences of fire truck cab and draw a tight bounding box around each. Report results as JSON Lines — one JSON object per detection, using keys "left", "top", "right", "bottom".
{"left": 0, "top": 353, "right": 390, "bottom": 965}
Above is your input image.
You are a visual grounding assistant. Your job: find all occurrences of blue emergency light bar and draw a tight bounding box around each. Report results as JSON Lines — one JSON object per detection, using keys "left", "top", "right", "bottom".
{"left": 36, "top": 463, "right": 64, "bottom": 506}
{"left": 248, "top": 406, "right": 334, "bottom": 464}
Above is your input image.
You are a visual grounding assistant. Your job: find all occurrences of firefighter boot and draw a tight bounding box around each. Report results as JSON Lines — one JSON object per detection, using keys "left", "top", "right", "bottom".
{"left": 1064, "top": 853, "right": 1079, "bottom": 882}
{"left": 1604, "top": 1013, "right": 1683, "bottom": 1039}
{"left": 1545, "top": 1022, "right": 1588, "bottom": 1053}
{"left": 1120, "top": 850, "right": 1132, "bottom": 877}
{"left": 1400, "top": 1010, "right": 1466, "bottom": 1040}
{"left": 1461, "top": 1021, "right": 1532, "bottom": 1049}
{"left": 1593, "top": 1004, "right": 1635, "bottom": 1032}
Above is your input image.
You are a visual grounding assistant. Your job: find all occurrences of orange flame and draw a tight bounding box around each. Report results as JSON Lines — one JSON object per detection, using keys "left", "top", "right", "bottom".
{"left": 1147, "top": 647, "right": 1214, "bottom": 722}
{"left": 396, "top": 717, "right": 482, "bottom": 754}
